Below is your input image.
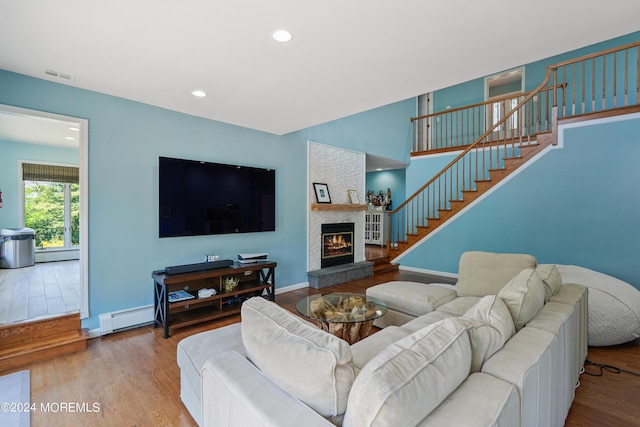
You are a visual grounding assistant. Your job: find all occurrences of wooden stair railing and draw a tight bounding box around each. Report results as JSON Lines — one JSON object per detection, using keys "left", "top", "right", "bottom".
{"left": 388, "top": 41, "right": 640, "bottom": 258}
{"left": 411, "top": 86, "right": 563, "bottom": 154}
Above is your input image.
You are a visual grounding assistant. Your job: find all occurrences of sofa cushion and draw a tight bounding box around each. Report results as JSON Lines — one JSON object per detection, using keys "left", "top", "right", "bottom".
{"left": 366, "top": 281, "right": 457, "bottom": 317}
{"left": 537, "top": 264, "right": 563, "bottom": 303}
{"left": 343, "top": 318, "right": 471, "bottom": 427}
{"left": 498, "top": 268, "right": 546, "bottom": 331}
{"left": 464, "top": 295, "right": 516, "bottom": 340}
{"left": 457, "top": 251, "right": 537, "bottom": 297}
{"left": 461, "top": 295, "right": 516, "bottom": 372}
{"left": 436, "top": 296, "right": 481, "bottom": 316}
{"left": 240, "top": 297, "right": 355, "bottom": 419}
{"left": 401, "top": 310, "right": 454, "bottom": 333}
{"left": 350, "top": 326, "right": 411, "bottom": 370}
{"left": 418, "top": 372, "right": 520, "bottom": 427}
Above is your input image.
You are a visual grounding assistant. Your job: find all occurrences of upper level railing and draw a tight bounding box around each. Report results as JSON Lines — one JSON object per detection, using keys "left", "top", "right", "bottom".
{"left": 411, "top": 89, "right": 557, "bottom": 153}
{"left": 411, "top": 41, "right": 640, "bottom": 154}
{"left": 389, "top": 40, "right": 640, "bottom": 253}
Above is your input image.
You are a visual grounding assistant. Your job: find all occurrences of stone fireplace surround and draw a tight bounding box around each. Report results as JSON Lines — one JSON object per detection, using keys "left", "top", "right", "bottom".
{"left": 307, "top": 141, "right": 373, "bottom": 288}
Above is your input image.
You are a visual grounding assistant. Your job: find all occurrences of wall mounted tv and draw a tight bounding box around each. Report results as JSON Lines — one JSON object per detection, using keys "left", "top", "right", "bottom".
{"left": 159, "top": 156, "right": 275, "bottom": 238}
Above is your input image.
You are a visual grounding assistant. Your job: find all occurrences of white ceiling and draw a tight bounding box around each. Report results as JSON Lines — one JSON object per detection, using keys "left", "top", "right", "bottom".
{"left": 0, "top": 107, "right": 80, "bottom": 148}
{"left": 0, "top": 0, "right": 639, "bottom": 140}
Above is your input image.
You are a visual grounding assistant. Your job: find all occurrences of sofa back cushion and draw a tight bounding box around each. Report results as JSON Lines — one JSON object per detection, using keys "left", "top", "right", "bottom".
{"left": 457, "top": 251, "right": 537, "bottom": 297}
{"left": 343, "top": 318, "right": 471, "bottom": 427}
{"left": 498, "top": 268, "right": 546, "bottom": 330}
{"left": 536, "top": 264, "right": 563, "bottom": 303}
{"left": 462, "top": 295, "right": 516, "bottom": 372}
{"left": 240, "top": 297, "right": 355, "bottom": 419}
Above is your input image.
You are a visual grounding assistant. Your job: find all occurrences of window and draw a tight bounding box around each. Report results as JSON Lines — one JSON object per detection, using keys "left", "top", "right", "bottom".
{"left": 485, "top": 68, "right": 524, "bottom": 134}
{"left": 22, "top": 163, "right": 79, "bottom": 250}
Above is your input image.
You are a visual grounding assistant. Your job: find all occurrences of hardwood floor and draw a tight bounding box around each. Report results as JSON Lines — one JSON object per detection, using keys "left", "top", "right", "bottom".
{"left": 0, "top": 260, "right": 80, "bottom": 324}
{"left": 4, "top": 269, "right": 639, "bottom": 426}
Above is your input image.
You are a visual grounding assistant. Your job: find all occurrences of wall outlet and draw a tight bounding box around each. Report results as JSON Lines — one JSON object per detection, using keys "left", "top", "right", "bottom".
{"left": 204, "top": 255, "right": 219, "bottom": 262}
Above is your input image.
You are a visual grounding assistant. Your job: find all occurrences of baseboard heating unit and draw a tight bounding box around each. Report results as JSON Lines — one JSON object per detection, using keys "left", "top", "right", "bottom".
{"left": 99, "top": 305, "right": 153, "bottom": 335}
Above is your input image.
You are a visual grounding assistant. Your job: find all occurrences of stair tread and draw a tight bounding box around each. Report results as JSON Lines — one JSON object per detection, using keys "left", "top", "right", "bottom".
{"left": 0, "top": 329, "right": 89, "bottom": 359}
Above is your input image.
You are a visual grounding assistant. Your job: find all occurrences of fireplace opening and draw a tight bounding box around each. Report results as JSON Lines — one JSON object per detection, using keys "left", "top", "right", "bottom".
{"left": 321, "top": 223, "right": 355, "bottom": 268}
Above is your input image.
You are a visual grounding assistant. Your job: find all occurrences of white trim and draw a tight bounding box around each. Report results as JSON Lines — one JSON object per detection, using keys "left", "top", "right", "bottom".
{"left": 484, "top": 67, "right": 525, "bottom": 101}
{"left": 79, "top": 117, "right": 88, "bottom": 319}
{"left": 275, "top": 281, "right": 309, "bottom": 294}
{"left": 557, "top": 111, "right": 640, "bottom": 148}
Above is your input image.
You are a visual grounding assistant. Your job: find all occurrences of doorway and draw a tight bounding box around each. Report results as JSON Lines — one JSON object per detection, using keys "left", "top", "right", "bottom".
{"left": 0, "top": 104, "right": 88, "bottom": 323}
{"left": 484, "top": 68, "right": 525, "bottom": 139}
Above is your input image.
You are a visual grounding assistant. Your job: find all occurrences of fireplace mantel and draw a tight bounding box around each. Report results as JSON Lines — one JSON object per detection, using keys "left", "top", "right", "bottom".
{"left": 310, "top": 203, "right": 368, "bottom": 212}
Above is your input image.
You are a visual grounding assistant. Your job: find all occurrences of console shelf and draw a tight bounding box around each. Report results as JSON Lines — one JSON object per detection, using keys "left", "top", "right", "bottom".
{"left": 152, "top": 261, "right": 276, "bottom": 338}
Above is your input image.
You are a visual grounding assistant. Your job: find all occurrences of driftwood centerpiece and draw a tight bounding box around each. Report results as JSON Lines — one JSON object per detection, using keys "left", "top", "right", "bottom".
{"left": 298, "top": 293, "right": 387, "bottom": 344}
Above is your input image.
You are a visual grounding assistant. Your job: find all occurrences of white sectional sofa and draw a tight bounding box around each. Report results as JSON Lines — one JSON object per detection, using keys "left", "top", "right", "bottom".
{"left": 177, "top": 251, "right": 587, "bottom": 427}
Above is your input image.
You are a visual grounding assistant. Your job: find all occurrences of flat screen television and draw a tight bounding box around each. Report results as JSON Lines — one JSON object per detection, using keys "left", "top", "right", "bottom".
{"left": 159, "top": 156, "right": 275, "bottom": 237}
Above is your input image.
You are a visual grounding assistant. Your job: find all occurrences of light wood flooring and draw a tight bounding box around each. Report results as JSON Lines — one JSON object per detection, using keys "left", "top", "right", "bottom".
{"left": 3, "top": 269, "right": 639, "bottom": 426}
{"left": 0, "top": 261, "right": 80, "bottom": 324}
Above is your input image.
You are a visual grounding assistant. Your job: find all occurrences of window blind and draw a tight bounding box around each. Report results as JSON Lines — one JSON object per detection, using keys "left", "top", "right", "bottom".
{"left": 22, "top": 163, "right": 79, "bottom": 184}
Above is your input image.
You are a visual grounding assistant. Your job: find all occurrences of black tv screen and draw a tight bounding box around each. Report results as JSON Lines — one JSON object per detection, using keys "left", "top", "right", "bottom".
{"left": 159, "top": 156, "right": 275, "bottom": 237}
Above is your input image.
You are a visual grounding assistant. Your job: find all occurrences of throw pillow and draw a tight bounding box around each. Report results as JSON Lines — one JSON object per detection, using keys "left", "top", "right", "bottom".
{"left": 462, "top": 295, "right": 516, "bottom": 371}
{"left": 240, "top": 297, "right": 355, "bottom": 419}
{"left": 536, "top": 264, "right": 563, "bottom": 303}
{"left": 343, "top": 318, "right": 471, "bottom": 427}
{"left": 456, "top": 251, "right": 537, "bottom": 297}
{"left": 497, "top": 268, "right": 546, "bottom": 330}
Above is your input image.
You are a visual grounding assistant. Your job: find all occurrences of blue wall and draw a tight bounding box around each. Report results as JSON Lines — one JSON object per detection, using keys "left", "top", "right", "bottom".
{"left": 0, "top": 69, "right": 413, "bottom": 330}
{"left": 366, "top": 169, "right": 406, "bottom": 210}
{"left": 2, "top": 30, "right": 639, "bottom": 330}
{"left": 0, "top": 70, "right": 308, "bottom": 329}
{"left": 287, "top": 99, "right": 415, "bottom": 164}
{"left": 0, "top": 139, "right": 79, "bottom": 228}
{"left": 400, "top": 115, "right": 640, "bottom": 289}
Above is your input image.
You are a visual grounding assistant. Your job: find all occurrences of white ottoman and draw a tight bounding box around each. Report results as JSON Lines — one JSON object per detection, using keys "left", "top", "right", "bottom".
{"left": 366, "top": 281, "right": 457, "bottom": 328}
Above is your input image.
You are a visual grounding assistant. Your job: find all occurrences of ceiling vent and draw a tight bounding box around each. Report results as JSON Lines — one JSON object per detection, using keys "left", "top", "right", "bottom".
{"left": 44, "top": 69, "right": 75, "bottom": 82}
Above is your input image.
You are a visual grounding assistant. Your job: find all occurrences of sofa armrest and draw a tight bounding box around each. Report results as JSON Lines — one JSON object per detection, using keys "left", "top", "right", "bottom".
{"left": 202, "top": 351, "right": 333, "bottom": 427}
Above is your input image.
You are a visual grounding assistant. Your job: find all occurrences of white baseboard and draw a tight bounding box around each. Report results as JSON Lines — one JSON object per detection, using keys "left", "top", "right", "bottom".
{"left": 275, "top": 281, "right": 309, "bottom": 294}
{"left": 98, "top": 305, "right": 154, "bottom": 336}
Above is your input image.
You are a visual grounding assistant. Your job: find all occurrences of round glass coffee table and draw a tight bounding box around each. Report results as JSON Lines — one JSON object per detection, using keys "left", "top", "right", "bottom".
{"left": 296, "top": 292, "right": 387, "bottom": 344}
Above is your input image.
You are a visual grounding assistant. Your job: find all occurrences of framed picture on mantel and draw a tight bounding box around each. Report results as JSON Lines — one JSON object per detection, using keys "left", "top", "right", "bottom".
{"left": 348, "top": 189, "right": 359, "bottom": 204}
{"left": 313, "top": 183, "right": 331, "bottom": 203}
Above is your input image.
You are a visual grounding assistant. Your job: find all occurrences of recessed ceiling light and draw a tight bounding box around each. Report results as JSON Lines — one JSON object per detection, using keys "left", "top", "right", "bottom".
{"left": 69, "top": 127, "right": 79, "bottom": 131}
{"left": 272, "top": 29, "right": 293, "bottom": 43}
{"left": 192, "top": 90, "right": 207, "bottom": 97}
{"left": 65, "top": 137, "right": 76, "bottom": 140}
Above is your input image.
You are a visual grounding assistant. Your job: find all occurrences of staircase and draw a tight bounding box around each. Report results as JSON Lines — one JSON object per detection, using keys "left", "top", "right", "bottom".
{"left": 0, "top": 312, "right": 89, "bottom": 373}
{"left": 371, "top": 255, "right": 399, "bottom": 275}
{"left": 388, "top": 40, "right": 640, "bottom": 259}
